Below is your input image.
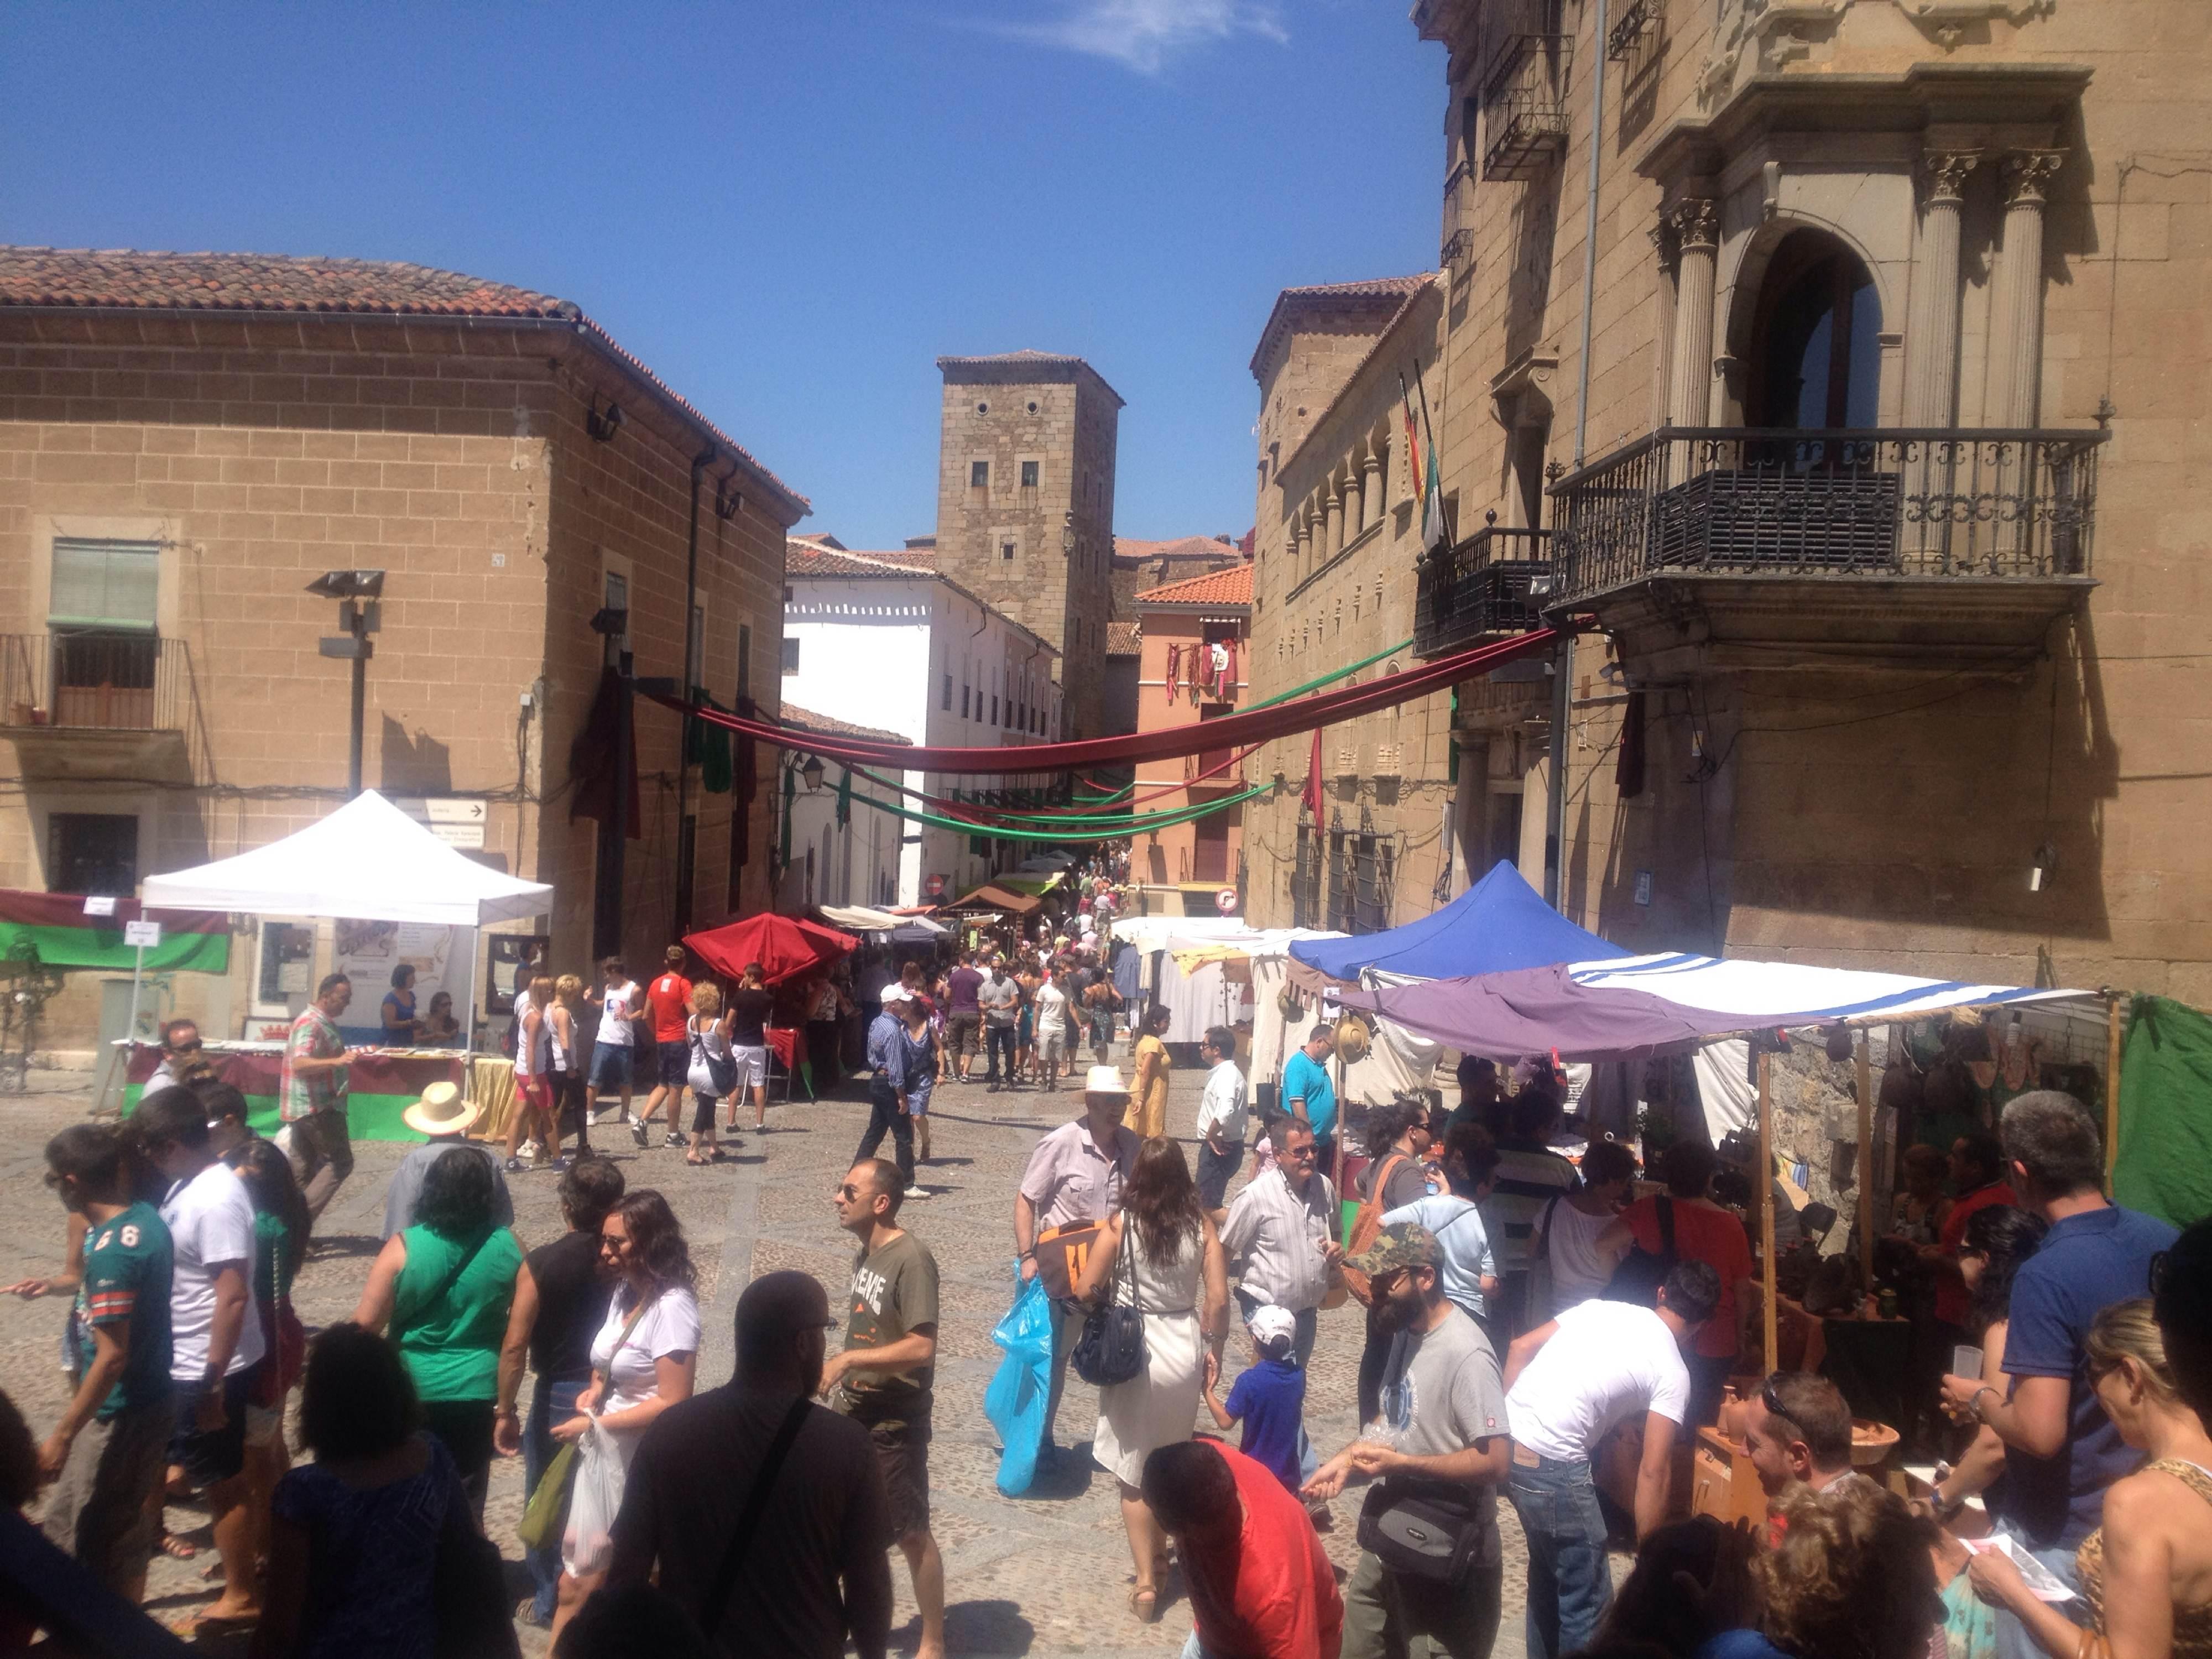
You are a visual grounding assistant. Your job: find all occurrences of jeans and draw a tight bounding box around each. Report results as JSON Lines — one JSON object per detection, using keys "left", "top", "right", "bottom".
{"left": 1342, "top": 1549, "right": 1503, "bottom": 1659}
{"left": 984, "top": 1024, "right": 1018, "bottom": 1082}
{"left": 1510, "top": 1453, "right": 1613, "bottom": 1659}
{"left": 1992, "top": 1538, "right": 2082, "bottom": 1659}
{"left": 1196, "top": 1141, "right": 1240, "bottom": 1209}
{"left": 524, "top": 1376, "right": 587, "bottom": 1621}
{"left": 855, "top": 1079, "right": 915, "bottom": 1186}
{"left": 284, "top": 1105, "right": 354, "bottom": 1220}
{"left": 1042, "top": 1297, "right": 1084, "bottom": 1453}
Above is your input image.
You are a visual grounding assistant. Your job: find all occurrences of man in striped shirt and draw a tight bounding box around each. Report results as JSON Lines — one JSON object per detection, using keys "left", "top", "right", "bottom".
{"left": 1482, "top": 1071, "right": 1579, "bottom": 1340}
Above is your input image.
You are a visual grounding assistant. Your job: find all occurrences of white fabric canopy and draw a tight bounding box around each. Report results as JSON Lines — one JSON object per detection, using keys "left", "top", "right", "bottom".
{"left": 142, "top": 791, "right": 553, "bottom": 926}
{"left": 820, "top": 905, "right": 909, "bottom": 935}
{"left": 1564, "top": 952, "right": 2090, "bottom": 1026}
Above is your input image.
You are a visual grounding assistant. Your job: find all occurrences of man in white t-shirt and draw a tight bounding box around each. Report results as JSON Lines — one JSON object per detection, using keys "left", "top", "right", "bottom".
{"left": 1032, "top": 973, "right": 1071, "bottom": 1092}
{"left": 585, "top": 955, "right": 645, "bottom": 1133}
{"left": 1193, "top": 1025, "right": 1248, "bottom": 1217}
{"left": 129, "top": 1086, "right": 268, "bottom": 1627}
{"left": 1499, "top": 1260, "right": 1720, "bottom": 1659}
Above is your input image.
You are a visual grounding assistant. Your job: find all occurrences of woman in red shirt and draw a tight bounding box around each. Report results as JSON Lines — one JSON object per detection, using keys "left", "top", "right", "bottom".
{"left": 1599, "top": 1140, "right": 1754, "bottom": 1426}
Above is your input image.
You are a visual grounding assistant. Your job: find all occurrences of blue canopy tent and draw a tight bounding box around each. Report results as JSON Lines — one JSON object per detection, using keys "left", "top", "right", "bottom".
{"left": 1287, "top": 859, "right": 1634, "bottom": 983}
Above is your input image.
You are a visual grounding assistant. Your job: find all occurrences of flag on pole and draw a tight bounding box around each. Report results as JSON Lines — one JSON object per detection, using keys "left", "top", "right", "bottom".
{"left": 1422, "top": 440, "right": 1448, "bottom": 552}
{"left": 1399, "top": 374, "right": 1423, "bottom": 509}
{"left": 1301, "top": 725, "right": 1325, "bottom": 821}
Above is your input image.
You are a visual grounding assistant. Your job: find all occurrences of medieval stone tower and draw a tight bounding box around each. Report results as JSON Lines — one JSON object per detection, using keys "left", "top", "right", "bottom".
{"left": 933, "top": 351, "right": 1121, "bottom": 741}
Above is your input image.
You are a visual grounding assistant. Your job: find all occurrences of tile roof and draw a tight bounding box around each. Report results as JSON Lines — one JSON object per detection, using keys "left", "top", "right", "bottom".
{"left": 1250, "top": 271, "right": 1435, "bottom": 381}
{"left": 1132, "top": 563, "right": 1253, "bottom": 609}
{"left": 1106, "top": 621, "right": 1144, "bottom": 656}
{"left": 779, "top": 705, "right": 912, "bottom": 747}
{"left": 1112, "top": 535, "right": 1245, "bottom": 564}
{"left": 784, "top": 540, "right": 937, "bottom": 578}
{"left": 0, "top": 246, "right": 808, "bottom": 518}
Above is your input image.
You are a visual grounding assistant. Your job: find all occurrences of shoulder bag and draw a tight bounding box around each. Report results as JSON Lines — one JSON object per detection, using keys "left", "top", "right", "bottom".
{"left": 693, "top": 1016, "right": 739, "bottom": 1097}
{"left": 394, "top": 1228, "right": 496, "bottom": 1344}
{"left": 1071, "top": 1220, "right": 1149, "bottom": 1387}
{"left": 1601, "top": 1195, "right": 1677, "bottom": 1307}
{"left": 697, "top": 1396, "right": 816, "bottom": 1639}
{"left": 1340, "top": 1154, "right": 1410, "bottom": 1308}
{"left": 1357, "top": 1474, "right": 1499, "bottom": 1585}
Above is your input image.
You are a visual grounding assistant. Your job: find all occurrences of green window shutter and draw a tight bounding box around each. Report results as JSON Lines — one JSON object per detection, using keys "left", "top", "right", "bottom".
{"left": 50, "top": 539, "right": 159, "bottom": 630}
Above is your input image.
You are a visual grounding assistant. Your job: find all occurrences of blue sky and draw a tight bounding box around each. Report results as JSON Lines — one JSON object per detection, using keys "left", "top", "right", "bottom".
{"left": 2, "top": 2, "right": 1445, "bottom": 549}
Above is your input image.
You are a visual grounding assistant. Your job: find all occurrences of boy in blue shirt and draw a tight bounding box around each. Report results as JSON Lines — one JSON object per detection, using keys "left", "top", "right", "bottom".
{"left": 1202, "top": 1303, "right": 1307, "bottom": 1494}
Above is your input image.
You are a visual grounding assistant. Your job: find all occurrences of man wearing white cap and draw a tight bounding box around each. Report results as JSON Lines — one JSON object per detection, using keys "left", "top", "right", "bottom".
{"left": 1013, "top": 1065, "right": 1140, "bottom": 1467}
{"left": 380, "top": 1082, "right": 514, "bottom": 1240}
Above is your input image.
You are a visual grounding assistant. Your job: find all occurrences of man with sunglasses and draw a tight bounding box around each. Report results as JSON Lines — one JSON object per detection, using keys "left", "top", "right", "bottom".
{"left": 147, "top": 1019, "right": 208, "bottom": 1092}
{"left": 1499, "top": 1258, "right": 1720, "bottom": 1659}
{"left": 1220, "top": 1117, "right": 1343, "bottom": 1371}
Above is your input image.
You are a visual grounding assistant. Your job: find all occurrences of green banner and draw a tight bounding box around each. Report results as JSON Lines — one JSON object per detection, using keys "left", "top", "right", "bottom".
{"left": 2113, "top": 994, "right": 2212, "bottom": 1229}
{"left": 0, "top": 922, "right": 229, "bottom": 974}
{"left": 123, "top": 1085, "right": 433, "bottom": 1143}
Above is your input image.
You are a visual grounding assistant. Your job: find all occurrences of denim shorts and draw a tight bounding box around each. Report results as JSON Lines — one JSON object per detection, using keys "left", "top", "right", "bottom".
{"left": 588, "top": 1040, "right": 634, "bottom": 1088}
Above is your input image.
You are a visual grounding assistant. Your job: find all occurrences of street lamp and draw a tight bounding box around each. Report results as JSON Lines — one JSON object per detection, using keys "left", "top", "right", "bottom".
{"left": 800, "top": 755, "right": 827, "bottom": 793}
{"left": 307, "top": 569, "right": 386, "bottom": 797}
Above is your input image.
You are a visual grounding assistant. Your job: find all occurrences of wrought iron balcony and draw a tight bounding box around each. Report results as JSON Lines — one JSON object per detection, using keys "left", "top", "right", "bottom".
{"left": 0, "top": 632, "right": 186, "bottom": 734}
{"left": 1481, "top": 34, "right": 1572, "bottom": 181}
{"left": 1547, "top": 427, "right": 2106, "bottom": 604}
{"left": 1415, "top": 523, "right": 1553, "bottom": 659}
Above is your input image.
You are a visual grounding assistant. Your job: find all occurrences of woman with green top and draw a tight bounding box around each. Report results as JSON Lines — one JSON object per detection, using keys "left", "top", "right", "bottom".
{"left": 226, "top": 1135, "right": 311, "bottom": 1575}
{"left": 351, "top": 1146, "right": 524, "bottom": 1520}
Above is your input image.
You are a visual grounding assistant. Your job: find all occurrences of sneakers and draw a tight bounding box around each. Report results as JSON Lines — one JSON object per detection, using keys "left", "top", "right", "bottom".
{"left": 904, "top": 1185, "right": 931, "bottom": 1201}
{"left": 630, "top": 1119, "right": 649, "bottom": 1149}
{"left": 664, "top": 1130, "right": 687, "bottom": 1149}
{"left": 505, "top": 1156, "right": 525, "bottom": 1173}
{"left": 544, "top": 1156, "right": 571, "bottom": 1175}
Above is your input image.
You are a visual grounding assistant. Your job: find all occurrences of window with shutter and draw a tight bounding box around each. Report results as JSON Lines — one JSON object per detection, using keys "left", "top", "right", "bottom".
{"left": 49, "top": 539, "right": 158, "bottom": 632}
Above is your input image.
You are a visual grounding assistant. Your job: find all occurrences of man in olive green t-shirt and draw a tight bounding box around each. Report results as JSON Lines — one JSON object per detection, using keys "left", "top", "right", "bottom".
{"left": 825, "top": 1159, "right": 944, "bottom": 1659}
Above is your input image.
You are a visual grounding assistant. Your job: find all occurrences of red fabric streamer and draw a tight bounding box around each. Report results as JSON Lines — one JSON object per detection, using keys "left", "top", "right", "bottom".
{"left": 645, "top": 628, "right": 1557, "bottom": 777}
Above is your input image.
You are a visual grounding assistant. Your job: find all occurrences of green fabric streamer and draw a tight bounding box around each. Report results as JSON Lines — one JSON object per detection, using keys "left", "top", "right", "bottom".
{"left": 2113, "top": 994, "right": 2212, "bottom": 1228}
{"left": 841, "top": 776, "right": 1266, "bottom": 843}
{"left": 685, "top": 688, "right": 734, "bottom": 794}
{"left": 835, "top": 765, "right": 851, "bottom": 828}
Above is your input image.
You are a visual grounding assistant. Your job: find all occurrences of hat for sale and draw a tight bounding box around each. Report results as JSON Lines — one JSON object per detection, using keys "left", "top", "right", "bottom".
{"left": 1247, "top": 1304, "right": 1298, "bottom": 1351}
{"left": 401, "top": 1080, "right": 482, "bottom": 1139}
{"left": 1346, "top": 1222, "right": 1440, "bottom": 1277}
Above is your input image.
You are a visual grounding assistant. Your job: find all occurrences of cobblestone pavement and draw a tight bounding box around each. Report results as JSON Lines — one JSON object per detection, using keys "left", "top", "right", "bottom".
{"left": 0, "top": 1062, "right": 1574, "bottom": 1656}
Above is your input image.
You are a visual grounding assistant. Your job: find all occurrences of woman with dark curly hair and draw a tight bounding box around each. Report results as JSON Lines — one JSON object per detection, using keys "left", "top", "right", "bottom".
{"left": 1695, "top": 1480, "right": 1944, "bottom": 1659}
{"left": 1076, "top": 1136, "right": 1229, "bottom": 1624}
{"left": 351, "top": 1145, "right": 524, "bottom": 1521}
{"left": 547, "top": 1190, "right": 700, "bottom": 1649}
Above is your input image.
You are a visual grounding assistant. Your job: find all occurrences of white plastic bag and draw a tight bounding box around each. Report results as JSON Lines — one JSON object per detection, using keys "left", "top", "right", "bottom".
{"left": 561, "top": 1421, "right": 624, "bottom": 1577}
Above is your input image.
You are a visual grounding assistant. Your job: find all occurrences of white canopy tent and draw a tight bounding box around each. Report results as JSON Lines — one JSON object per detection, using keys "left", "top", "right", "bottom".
{"left": 143, "top": 790, "right": 553, "bottom": 1036}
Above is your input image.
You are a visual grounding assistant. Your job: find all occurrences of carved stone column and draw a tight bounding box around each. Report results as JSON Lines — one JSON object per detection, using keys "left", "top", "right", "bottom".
{"left": 1362, "top": 451, "right": 1385, "bottom": 533}
{"left": 1324, "top": 483, "right": 1344, "bottom": 557}
{"left": 1665, "top": 198, "right": 1720, "bottom": 429}
{"left": 1341, "top": 469, "right": 1365, "bottom": 543}
{"left": 1987, "top": 150, "right": 2064, "bottom": 427}
{"left": 1903, "top": 151, "right": 1979, "bottom": 426}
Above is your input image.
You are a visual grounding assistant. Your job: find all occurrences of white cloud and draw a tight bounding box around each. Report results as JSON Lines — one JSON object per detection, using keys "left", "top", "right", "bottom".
{"left": 987, "top": 0, "right": 1288, "bottom": 74}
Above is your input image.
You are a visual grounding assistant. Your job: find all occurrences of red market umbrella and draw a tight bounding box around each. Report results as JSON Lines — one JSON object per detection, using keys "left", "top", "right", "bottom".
{"left": 684, "top": 914, "right": 858, "bottom": 987}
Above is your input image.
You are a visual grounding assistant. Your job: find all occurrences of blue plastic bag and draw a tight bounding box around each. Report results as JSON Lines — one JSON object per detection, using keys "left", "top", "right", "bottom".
{"left": 984, "top": 1265, "right": 1055, "bottom": 1496}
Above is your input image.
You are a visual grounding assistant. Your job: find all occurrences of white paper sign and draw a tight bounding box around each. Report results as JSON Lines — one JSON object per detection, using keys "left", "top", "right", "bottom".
{"left": 83, "top": 896, "right": 117, "bottom": 917}
{"left": 123, "top": 920, "right": 162, "bottom": 948}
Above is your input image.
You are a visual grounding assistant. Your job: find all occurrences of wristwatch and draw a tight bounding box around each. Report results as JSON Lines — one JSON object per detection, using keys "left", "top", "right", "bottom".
{"left": 1971, "top": 1385, "right": 1998, "bottom": 1421}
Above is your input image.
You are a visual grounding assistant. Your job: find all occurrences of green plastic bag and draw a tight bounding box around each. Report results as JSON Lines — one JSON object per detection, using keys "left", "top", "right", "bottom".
{"left": 517, "top": 1438, "right": 578, "bottom": 1553}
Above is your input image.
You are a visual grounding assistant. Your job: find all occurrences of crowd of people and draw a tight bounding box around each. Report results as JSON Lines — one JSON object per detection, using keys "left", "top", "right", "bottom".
{"left": 3, "top": 884, "right": 2209, "bottom": 1659}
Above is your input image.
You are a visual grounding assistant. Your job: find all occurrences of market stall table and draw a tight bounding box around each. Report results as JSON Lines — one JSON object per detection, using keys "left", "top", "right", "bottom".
{"left": 122, "top": 1039, "right": 483, "bottom": 1141}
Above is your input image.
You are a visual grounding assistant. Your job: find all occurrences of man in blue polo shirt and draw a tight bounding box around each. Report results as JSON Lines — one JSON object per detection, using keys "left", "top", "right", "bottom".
{"left": 1940, "top": 1089, "right": 2176, "bottom": 1659}
{"left": 1281, "top": 1026, "right": 1338, "bottom": 1164}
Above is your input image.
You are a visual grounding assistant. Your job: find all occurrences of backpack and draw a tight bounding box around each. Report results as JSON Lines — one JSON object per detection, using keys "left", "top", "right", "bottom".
{"left": 1340, "top": 1154, "right": 1410, "bottom": 1307}
{"left": 1601, "top": 1196, "right": 1677, "bottom": 1308}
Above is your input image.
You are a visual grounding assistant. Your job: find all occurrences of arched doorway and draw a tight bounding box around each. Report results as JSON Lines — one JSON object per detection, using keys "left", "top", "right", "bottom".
{"left": 1745, "top": 231, "right": 1881, "bottom": 430}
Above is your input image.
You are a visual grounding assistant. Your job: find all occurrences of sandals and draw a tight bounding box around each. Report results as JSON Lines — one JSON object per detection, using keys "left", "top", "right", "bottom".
{"left": 159, "top": 1533, "right": 199, "bottom": 1560}
{"left": 1129, "top": 1586, "right": 1160, "bottom": 1624}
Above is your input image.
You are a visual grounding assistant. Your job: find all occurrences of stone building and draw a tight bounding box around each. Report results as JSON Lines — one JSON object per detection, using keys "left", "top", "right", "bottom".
{"left": 0, "top": 247, "right": 806, "bottom": 1049}
{"left": 1241, "top": 271, "right": 1552, "bottom": 931}
{"left": 932, "top": 351, "right": 1120, "bottom": 742}
{"left": 1397, "top": 0, "right": 2211, "bottom": 996}
{"left": 773, "top": 705, "right": 910, "bottom": 914}
{"left": 1129, "top": 562, "right": 1251, "bottom": 889}
{"left": 1110, "top": 533, "right": 1246, "bottom": 618}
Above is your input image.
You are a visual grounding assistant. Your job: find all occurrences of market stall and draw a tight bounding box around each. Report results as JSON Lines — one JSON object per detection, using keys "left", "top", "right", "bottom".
{"left": 135, "top": 790, "right": 553, "bottom": 1139}
{"left": 119, "top": 1039, "right": 492, "bottom": 1140}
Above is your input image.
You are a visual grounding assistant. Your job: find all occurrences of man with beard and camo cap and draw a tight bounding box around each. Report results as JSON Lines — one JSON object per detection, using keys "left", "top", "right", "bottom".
{"left": 1304, "top": 1224, "right": 1509, "bottom": 1659}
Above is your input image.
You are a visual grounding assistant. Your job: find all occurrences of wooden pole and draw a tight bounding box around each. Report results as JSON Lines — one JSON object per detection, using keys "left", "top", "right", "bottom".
{"left": 1759, "top": 1049, "right": 1778, "bottom": 1375}
{"left": 2105, "top": 992, "right": 2125, "bottom": 1182}
{"left": 1855, "top": 1029, "right": 1876, "bottom": 1296}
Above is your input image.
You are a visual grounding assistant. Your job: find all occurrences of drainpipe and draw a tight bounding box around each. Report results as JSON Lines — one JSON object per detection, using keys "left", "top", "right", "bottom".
{"left": 675, "top": 445, "right": 716, "bottom": 930}
{"left": 1548, "top": 0, "right": 1609, "bottom": 910}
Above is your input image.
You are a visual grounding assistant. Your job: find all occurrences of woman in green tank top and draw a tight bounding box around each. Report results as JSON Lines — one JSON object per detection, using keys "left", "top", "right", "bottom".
{"left": 353, "top": 1144, "right": 523, "bottom": 1518}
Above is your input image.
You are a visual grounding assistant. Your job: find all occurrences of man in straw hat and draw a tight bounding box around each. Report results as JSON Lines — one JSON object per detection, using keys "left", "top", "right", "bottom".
{"left": 381, "top": 1081, "right": 514, "bottom": 1240}
{"left": 1013, "top": 1064, "right": 1140, "bottom": 1469}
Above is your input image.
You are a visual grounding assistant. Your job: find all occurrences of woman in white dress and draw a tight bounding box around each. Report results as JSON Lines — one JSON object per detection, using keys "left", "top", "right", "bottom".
{"left": 1077, "top": 1135, "right": 1229, "bottom": 1624}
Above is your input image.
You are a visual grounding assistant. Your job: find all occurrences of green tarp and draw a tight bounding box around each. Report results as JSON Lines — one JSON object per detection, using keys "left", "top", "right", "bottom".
{"left": 2112, "top": 994, "right": 2212, "bottom": 1229}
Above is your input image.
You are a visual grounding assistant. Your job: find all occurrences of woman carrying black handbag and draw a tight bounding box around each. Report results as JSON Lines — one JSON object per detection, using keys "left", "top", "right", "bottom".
{"left": 1073, "top": 1136, "right": 1229, "bottom": 1625}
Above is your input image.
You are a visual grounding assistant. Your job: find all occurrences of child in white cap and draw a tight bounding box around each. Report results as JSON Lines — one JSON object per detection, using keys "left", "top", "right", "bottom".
{"left": 1201, "top": 1302, "right": 1307, "bottom": 1495}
